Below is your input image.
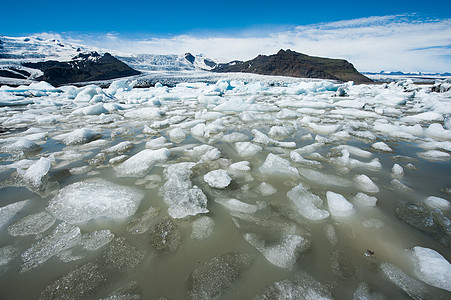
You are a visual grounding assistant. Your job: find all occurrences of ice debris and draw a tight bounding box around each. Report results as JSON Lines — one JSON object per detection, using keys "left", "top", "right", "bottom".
{"left": 327, "top": 191, "right": 355, "bottom": 217}
{"left": 150, "top": 217, "right": 181, "bottom": 252}
{"left": 191, "top": 216, "right": 215, "bottom": 241}
{"left": 0, "top": 200, "right": 29, "bottom": 228}
{"left": 259, "top": 153, "right": 300, "bottom": 178}
{"left": 287, "top": 184, "right": 329, "bottom": 221}
{"left": 8, "top": 211, "right": 55, "bottom": 236}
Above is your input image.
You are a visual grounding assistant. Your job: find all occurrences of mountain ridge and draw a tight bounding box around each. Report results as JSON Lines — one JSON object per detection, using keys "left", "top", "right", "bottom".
{"left": 212, "top": 49, "right": 372, "bottom": 83}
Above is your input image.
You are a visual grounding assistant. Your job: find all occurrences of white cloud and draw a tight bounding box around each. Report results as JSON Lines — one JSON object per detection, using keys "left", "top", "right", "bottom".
{"left": 72, "top": 15, "right": 451, "bottom": 72}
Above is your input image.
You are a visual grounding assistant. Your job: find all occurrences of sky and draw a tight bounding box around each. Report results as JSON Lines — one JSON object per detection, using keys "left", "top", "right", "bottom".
{"left": 2, "top": 0, "right": 451, "bottom": 72}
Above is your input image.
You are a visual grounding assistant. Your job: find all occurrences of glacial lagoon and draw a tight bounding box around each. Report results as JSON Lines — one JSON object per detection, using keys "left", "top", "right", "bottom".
{"left": 0, "top": 77, "right": 450, "bottom": 299}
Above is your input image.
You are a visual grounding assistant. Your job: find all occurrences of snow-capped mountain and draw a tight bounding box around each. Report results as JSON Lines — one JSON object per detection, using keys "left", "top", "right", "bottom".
{"left": 0, "top": 35, "right": 218, "bottom": 83}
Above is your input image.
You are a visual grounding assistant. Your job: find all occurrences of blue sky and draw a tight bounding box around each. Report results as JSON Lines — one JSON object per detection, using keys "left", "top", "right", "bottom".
{"left": 2, "top": 1, "right": 451, "bottom": 72}
{"left": 3, "top": 0, "right": 450, "bottom": 36}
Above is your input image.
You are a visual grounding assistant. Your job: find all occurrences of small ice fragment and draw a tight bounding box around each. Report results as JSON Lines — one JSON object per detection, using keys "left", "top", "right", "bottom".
{"left": 191, "top": 216, "right": 215, "bottom": 240}
{"left": 258, "top": 182, "right": 277, "bottom": 196}
{"left": 60, "top": 128, "right": 101, "bottom": 145}
{"left": 222, "top": 132, "right": 249, "bottom": 143}
{"left": 127, "top": 207, "right": 160, "bottom": 234}
{"left": 81, "top": 230, "right": 114, "bottom": 251}
{"left": 354, "top": 174, "right": 379, "bottom": 193}
{"left": 229, "top": 161, "right": 251, "bottom": 172}
{"left": 424, "top": 196, "right": 450, "bottom": 211}
{"left": 259, "top": 153, "right": 300, "bottom": 178}
{"left": 410, "top": 246, "right": 451, "bottom": 292}
{"left": 2, "top": 138, "right": 42, "bottom": 153}
{"left": 287, "top": 184, "right": 330, "bottom": 221}
{"left": 168, "top": 128, "right": 186, "bottom": 143}
{"left": 243, "top": 233, "right": 310, "bottom": 269}
{"left": 0, "top": 245, "right": 17, "bottom": 267}
{"left": 145, "top": 136, "right": 173, "bottom": 150}
{"left": 102, "top": 141, "right": 134, "bottom": 154}
{"left": 326, "top": 191, "right": 355, "bottom": 217}
{"left": 353, "top": 193, "right": 378, "bottom": 206}
{"left": 8, "top": 211, "right": 55, "bottom": 236}
{"left": 0, "top": 200, "right": 29, "bottom": 228}
{"left": 204, "top": 169, "right": 232, "bottom": 189}
{"left": 215, "top": 198, "right": 259, "bottom": 214}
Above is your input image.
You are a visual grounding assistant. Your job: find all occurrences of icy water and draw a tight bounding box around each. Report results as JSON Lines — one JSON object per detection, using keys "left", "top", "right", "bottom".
{"left": 0, "top": 78, "right": 450, "bottom": 299}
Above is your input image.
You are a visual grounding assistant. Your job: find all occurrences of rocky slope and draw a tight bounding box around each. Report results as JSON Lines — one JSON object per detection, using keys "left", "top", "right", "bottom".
{"left": 22, "top": 52, "right": 141, "bottom": 86}
{"left": 212, "top": 49, "right": 372, "bottom": 83}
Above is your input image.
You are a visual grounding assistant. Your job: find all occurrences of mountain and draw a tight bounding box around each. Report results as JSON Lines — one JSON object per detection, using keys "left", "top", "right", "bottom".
{"left": 22, "top": 52, "right": 141, "bottom": 86}
{"left": 363, "top": 71, "right": 451, "bottom": 77}
{"left": 212, "top": 49, "right": 372, "bottom": 83}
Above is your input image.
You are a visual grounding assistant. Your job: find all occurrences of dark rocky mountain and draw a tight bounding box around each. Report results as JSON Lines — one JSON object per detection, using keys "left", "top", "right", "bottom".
{"left": 22, "top": 52, "right": 140, "bottom": 86}
{"left": 212, "top": 49, "right": 372, "bottom": 83}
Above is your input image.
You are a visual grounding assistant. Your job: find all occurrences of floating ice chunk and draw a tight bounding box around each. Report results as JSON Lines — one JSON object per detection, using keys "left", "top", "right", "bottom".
{"left": 335, "top": 145, "right": 372, "bottom": 158}
{"left": 161, "top": 162, "right": 209, "bottom": 219}
{"left": 124, "top": 107, "right": 162, "bottom": 119}
{"left": 21, "top": 222, "right": 81, "bottom": 272}
{"left": 424, "top": 196, "right": 450, "bottom": 211}
{"left": 268, "top": 126, "right": 295, "bottom": 139}
{"left": 57, "top": 128, "right": 101, "bottom": 145}
{"left": 252, "top": 129, "right": 296, "bottom": 148}
{"left": 425, "top": 123, "right": 451, "bottom": 141}
{"left": 244, "top": 233, "right": 309, "bottom": 269}
{"left": 235, "top": 142, "right": 262, "bottom": 157}
{"left": 410, "top": 246, "right": 451, "bottom": 292}
{"left": 81, "top": 230, "right": 114, "bottom": 251}
{"left": 308, "top": 122, "right": 340, "bottom": 134}
{"left": 418, "top": 150, "right": 450, "bottom": 161}
{"left": 72, "top": 103, "right": 108, "bottom": 116}
{"left": 222, "top": 132, "right": 249, "bottom": 143}
{"left": 168, "top": 128, "right": 186, "bottom": 143}
{"left": 348, "top": 158, "right": 382, "bottom": 171}
{"left": 276, "top": 108, "right": 300, "bottom": 119}
{"left": 293, "top": 142, "right": 324, "bottom": 154}
{"left": 353, "top": 282, "right": 384, "bottom": 300}
{"left": 127, "top": 206, "right": 160, "bottom": 234}
{"left": 290, "top": 151, "right": 322, "bottom": 167}
{"left": 258, "top": 182, "right": 277, "bottom": 196}
{"left": 229, "top": 161, "right": 251, "bottom": 172}
{"left": 380, "top": 262, "right": 429, "bottom": 299}
{"left": 298, "top": 168, "right": 352, "bottom": 187}
{"left": 391, "top": 164, "right": 404, "bottom": 179}
{"left": 0, "top": 200, "right": 29, "bottom": 228}
{"left": 324, "top": 224, "right": 338, "bottom": 246}
{"left": 259, "top": 153, "right": 300, "bottom": 178}
{"left": 371, "top": 141, "right": 392, "bottom": 152}
{"left": 103, "top": 141, "right": 134, "bottom": 154}
{"left": 47, "top": 178, "right": 144, "bottom": 224}
{"left": 185, "top": 144, "right": 221, "bottom": 161}
{"left": 107, "top": 79, "right": 136, "bottom": 95}
{"left": 74, "top": 85, "right": 104, "bottom": 102}
{"left": 8, "top": 211, "right": 55, "bottom": 236}
{"left": 353, "top": 193, "right": 377, "bottom": 206}
{"left": 404, "top": 111, "right": 444, "bottom": 123}
{"left": 145, "top": 136, "right": 173, "bottom": 150}
{"left": 354, "top": 174, "right": 379, "bottom": 193}
{"left": 287, "top": 184, "right": 330, "bottom": 221}
{"left": 0, "top": 245, "right": 17, "bottom": 267}
{"left": 187, "top": 252, "right": 254, "bottom": 300}
{"left": 254, "top": 271, "right": 332, "bottom": 300}
{"left": 17, "top": 157, "right": 51, "bottom": 190}
{"left": 215, "top": 198, "right": 259, "bottom": 214}
{"left": 327, "top": 191, "right": 355, "bottom": 217}
{"left": 191, "top": 216, "right": 215, "bottom": 240}
{"left": 2, "top": 138, "right": 42, "bottom": 153}
{"left": 204, "top": 169, "right": 232, "bottom": 189}
{"left": 115, "top": 148, "right": 170, "bottom": 177}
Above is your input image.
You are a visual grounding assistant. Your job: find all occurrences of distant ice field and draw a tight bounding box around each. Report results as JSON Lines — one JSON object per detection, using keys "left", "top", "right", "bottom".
{"left": 0, "top": 75, "right": 450, "bottom": 299}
